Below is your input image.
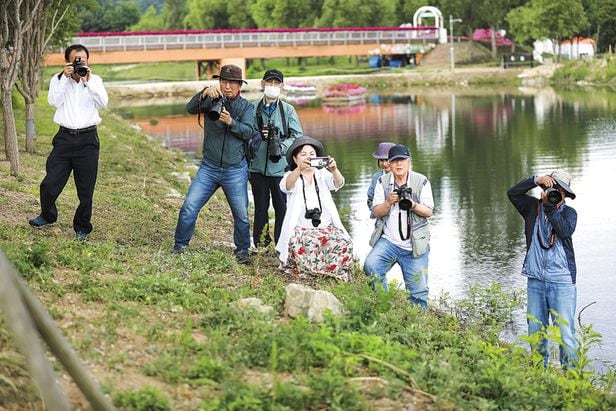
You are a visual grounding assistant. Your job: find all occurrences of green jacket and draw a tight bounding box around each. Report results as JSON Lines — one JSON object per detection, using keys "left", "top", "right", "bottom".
{"left": 249, "top": 98, "right": 303, "bottom": 177}
{"left": 186, "top": 92, "right": 256, "bottom": 167}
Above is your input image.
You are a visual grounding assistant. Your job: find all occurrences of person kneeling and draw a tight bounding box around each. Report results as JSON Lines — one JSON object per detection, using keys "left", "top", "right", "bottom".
{"left": 276, "top": 136, "right": 353, "bottom": 281}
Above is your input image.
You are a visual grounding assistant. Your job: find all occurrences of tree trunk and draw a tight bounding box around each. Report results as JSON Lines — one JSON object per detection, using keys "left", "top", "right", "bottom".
{"left": 25, "top": 99, "right": 36, "bottom": 153}
{"left": 491, "top": 26, "right": 497, "bottom": 60}
{"left": 2, "top": 88, "right": 20, "bottom": 176}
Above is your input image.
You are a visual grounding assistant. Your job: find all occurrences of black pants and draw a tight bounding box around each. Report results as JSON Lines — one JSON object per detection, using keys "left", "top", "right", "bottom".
{"left": 39, "top": 128, "right": 99, "bottom": 233}
{"left": 249, "top": 172, "right": 286, "bottom": 247}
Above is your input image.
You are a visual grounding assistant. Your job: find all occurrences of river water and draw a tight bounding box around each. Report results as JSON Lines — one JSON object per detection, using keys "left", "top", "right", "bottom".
{"left": 116, "top": 87, "right": 616, "bottom": 367}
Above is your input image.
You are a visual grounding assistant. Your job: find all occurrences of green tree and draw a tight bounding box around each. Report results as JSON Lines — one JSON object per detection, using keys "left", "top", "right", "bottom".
{"left": 317, "top": 0, "right": 396, "bottom": 27}
{"left": 162, "top": 0, "right": 187, "bottom": 29}
{"left": 586, "top": 0, "right": 616, "bottom": 52}
{"left": 184, "top": 0, "right": 255, "bottom": 29}
{"left": 507, "top": 0, "right": 588, "bottom": 61}
{"left": 251, "top": 0, "right": 321, "bottom": 28}
{"left": 478, "top": 0, "right": 525, "bottom": 58}
{"left": 78, "top": 0, "right": 140, "bottom": 32}
{"left": 396, "top": 0, "right": 430, "bottom": 26}
{"left": 131, "top": 5, "right": 165, "bottom": 30}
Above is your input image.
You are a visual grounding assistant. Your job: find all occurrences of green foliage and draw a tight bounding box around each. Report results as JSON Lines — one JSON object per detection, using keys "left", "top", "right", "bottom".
{"left": 130, "top": 5, "right": 165, "bottom": 31}
{"left": 113, "top": 386, "right": 172, "bottom": 410}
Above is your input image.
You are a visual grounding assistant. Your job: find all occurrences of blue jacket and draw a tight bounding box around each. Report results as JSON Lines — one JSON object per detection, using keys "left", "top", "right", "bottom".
{"left": 186, "top": 92, "right": 256, "bottom": 167}
{"left": 507, "top": 176, "right": 578, "bottom": 283}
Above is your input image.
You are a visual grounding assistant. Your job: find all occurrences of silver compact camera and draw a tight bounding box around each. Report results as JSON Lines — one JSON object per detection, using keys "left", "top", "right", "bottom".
{"left": 309, "top": 157, "right": 329, "bottom": 169}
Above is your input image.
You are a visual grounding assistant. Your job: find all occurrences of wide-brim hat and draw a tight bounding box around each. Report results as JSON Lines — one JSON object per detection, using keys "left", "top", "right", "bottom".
{"left": 286, "top": 136, "right": 326, "bottom": 170}
{"left": 372, "top": 142, "right": 396, "bottom": 159}
{"left": 551, "top": 170, "right": 576, "bottom": 199}
{"left": 213, "top": 64, "right": 247, "bottom": 84}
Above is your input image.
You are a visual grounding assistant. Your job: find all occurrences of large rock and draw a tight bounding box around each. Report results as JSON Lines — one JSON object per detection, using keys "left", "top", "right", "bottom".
{"left": 229, "top": 297, "right": 274, "bottom": 315}
{"left": 284, "top": 283, "right": 344, "bottom": 322}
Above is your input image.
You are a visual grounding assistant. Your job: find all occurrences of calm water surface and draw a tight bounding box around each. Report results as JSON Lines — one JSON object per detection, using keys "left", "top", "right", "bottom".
{"left": 117, "top": 87, "right": 616, "bottom": 367}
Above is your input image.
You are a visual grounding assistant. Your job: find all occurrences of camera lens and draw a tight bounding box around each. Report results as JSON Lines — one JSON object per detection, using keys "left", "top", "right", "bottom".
{"left": 207, "top": 99, "right": 224, "bottom": 121}
{"left": 546, "top": 188, "right": 562, "bottom": 205}
{"left": 75, "top": 66, "right": 88, "bottom": 77}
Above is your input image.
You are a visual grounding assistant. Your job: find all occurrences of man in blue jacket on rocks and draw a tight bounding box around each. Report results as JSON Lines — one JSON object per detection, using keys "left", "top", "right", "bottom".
{"left": 173, "top": 65, "right": 256, "bottom": 264}
{"left": 250, "top": 69, "right": 303, "bottom": 248}
{"left": 508, "top": 170, "right": 578, "bottom": 369}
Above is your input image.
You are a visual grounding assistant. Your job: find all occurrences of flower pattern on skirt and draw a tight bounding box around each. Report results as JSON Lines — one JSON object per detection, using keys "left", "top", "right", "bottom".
{"left": 286, "top": 225, "right": 353, "bottom": 281}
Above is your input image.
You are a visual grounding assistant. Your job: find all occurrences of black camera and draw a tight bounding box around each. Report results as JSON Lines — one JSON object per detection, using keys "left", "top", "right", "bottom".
{"left": 545, "top": 187, "right": 563, "bottom": 205}
{"left": 72, "top": 56, "right": 88, "bottom": 77}
{"left": 395, "top": 185, "right": 413, "bottom": 211}
{"left": 262, "top": 120, "right": 282, "bottom": 163}
{"left": 207, "top": 97, "right": 228, "bottom": 121}
{"left": 305, "top": 208, "right": 321, "bottom": 227}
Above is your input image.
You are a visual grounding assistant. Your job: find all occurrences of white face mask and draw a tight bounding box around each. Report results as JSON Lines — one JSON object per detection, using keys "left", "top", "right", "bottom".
{"left": 264, "top": 85, "right": 281, "bottom": 99}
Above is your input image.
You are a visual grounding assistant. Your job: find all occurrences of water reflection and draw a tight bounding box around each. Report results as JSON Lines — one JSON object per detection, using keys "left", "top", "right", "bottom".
{"left": 120, "top": 88, "right": 616, "bottom": 366}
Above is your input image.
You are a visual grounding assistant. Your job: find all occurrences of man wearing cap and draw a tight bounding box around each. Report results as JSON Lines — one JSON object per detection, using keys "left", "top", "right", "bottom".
{"left": 367, "top": 142, "right": 395, "bottom": 215}
{"left": 250, "top": 69, "right": 303, "bottom": 248}
{"left": 173, "top": 65, "right": 256, "bottom": 264}
{"left": 508, "top": 171, "right": 578, "bottom": 369}
{"left": 364, "top": 144, "right": 434, "bottom": 308}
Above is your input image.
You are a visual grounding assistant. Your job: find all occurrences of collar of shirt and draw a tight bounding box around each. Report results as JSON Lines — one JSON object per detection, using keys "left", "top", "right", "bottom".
{"left": 263, "top": 100, "right": 278, "bottom": 117}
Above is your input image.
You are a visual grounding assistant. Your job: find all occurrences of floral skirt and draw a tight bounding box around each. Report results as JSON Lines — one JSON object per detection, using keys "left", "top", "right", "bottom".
{"left": 286, "top": 225, "right": 353, "bottom": 281}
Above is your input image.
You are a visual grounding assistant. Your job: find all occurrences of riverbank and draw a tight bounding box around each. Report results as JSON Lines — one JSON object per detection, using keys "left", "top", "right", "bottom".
{"left": 1, "top": 93, "right": 615, "bottom": 408}
{"left": 107, "top": 65, "right": 540, "bottom": 102}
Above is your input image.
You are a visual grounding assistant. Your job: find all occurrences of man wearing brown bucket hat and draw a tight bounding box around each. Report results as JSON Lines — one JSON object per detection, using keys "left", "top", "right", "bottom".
{"left": 173, "top": 65, "right": 256, "bottom": 264}
{"left": 508, "top": 170, "right": 578, "bottom": 369}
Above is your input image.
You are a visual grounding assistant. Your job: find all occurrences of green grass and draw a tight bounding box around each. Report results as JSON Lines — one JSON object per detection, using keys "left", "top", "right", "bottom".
{"left": 1, "top": 90, "right": 616, "bottom": 409}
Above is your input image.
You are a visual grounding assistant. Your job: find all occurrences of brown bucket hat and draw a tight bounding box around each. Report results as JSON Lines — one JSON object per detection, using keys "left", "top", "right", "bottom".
{"left": 213, "top": 65, "right": 247, "bottom": 84}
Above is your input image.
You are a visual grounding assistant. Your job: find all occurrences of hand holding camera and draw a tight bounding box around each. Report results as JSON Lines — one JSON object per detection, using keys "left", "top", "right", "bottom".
{"left": 65, "top": 57, "right": 90, "bottom": 79}
{"left": 537, "top": 175, "right": 563, "bottom": 206}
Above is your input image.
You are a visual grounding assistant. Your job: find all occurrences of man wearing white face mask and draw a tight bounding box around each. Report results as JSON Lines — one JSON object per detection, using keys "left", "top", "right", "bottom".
{"left": 250, "top": 69, "right": 304, "bottom": 249}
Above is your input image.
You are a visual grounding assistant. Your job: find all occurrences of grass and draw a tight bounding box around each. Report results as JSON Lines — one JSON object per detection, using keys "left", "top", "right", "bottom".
{"left": 1, "top": 91, "right": 616, "bottom": 409}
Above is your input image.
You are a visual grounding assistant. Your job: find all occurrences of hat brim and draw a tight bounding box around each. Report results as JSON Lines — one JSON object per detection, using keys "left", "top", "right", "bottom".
{"left": 263, "top": 76, "right": 283, "bottom": 82}
{"left": 388, "top": 154, "right": 410, "bottom": 162}
{"left": 213, "top": 74, "right": 247, "bottom": 84}
{"left": 553, "top": 178, "right": 576, "bottom": 199}
{"left": 286, "top": 137, "right": 326, "bottom": 169}
{"left": 372, "top": 152, "right": 388, "bottom": 160}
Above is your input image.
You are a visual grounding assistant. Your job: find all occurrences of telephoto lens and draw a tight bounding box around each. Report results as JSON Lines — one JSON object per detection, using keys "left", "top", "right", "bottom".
{"left": 207, "top": 98, "right": 225, "bottom": 121}
{"left": 546, "top": 188, "right": 563, "bottom": 205}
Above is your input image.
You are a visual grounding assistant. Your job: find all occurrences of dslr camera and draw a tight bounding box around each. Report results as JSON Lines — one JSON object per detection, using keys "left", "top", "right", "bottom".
{"left": 207, "top": 96, "right": 229, "bottom": 121}
{"left": 309, "top": 157, "right": 329, "bottom": 169}
{"left": 262, "top": 120, "right": 282, "bottom": 163}
{"left": 72, "top": 56, "right": 88, "bottom": 77}
{"left": 395, "top": 184, "right": 413, "bottom": 211}
{"left": 544, "top": 187, "right": 563, "bottom": 206}
{"left": 305, "top": 208, "right": 322, "bottom": 227}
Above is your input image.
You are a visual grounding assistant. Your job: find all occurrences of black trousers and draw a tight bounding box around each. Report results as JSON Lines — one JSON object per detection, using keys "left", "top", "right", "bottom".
{"left": 249, "top": 172, "right": 286, "bottom": 247}
{"left": 39, "top": 128, "right": 99, "bottom": 233}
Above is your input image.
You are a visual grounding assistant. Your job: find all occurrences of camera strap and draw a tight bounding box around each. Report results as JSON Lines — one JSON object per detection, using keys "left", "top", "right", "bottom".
{"left": 257, "top": 99, "right": 288, "bottom": 137}
{"left": 300, "top": 174, "right": 322, "bottom": 214}
{"left": 398, "top": 211, "right": 411, "bottom": 241}
{"left": 536, "top": 202, "right": 556, "bottom": 249}
{"left": 197, "top": 88, "right": 208, "bottom": 129}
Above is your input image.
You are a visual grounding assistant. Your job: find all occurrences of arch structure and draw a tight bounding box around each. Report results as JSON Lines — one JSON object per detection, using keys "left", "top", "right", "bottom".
{"left": 413, "top": 6, "right": 447, "bottom": 44}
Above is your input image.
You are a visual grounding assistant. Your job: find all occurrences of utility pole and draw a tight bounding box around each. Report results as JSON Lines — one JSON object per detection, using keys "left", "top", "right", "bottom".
{"left": 449, "top": 15, "right": 462, "bottom": 71}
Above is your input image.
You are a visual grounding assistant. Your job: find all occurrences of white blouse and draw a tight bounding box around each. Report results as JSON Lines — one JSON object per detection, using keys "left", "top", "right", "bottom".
{"left": 276, "top": 169, "right": 349, "bottom": 264}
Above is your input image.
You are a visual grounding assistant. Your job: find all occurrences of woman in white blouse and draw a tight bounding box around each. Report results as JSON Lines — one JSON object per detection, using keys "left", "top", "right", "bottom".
{"left": 275, "top": 136, "right": 353, "bottom": 281}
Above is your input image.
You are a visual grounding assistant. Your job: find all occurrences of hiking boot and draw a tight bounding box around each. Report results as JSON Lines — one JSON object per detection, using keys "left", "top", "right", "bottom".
{"left": 29, "top": 215, "right": 55, "bottom": 229}
{"left": 75, "top": 231, "right": 89, "bottom": 241}
{"left": 172, "top": 244, "right": 186, "bottom": 254}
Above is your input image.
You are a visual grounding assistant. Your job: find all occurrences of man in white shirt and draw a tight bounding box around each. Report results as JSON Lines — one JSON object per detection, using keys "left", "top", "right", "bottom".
{"left": 364, "top": 144, "right": 434, "bottom": 308}
{"left": 29, "top": 44, "right": 108, "bottom": 241}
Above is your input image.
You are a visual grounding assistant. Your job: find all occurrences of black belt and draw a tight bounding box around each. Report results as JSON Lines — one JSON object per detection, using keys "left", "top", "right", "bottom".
{"left": 59, "top": 125, "right": 97, "bottom": 135}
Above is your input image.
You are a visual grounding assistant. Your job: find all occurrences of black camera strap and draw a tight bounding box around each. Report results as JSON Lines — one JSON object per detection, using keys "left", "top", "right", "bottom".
{"left": 536, "top": 202, "right": 556, "bottom": 249}
{"left": 398, "top": 210, "right": 411, "bottom": 241}
{"left": 256, "top": 99, "right": 288, "bottom": 137}
{"left": 300, "top": 174, "right": 322, "bottom": 214}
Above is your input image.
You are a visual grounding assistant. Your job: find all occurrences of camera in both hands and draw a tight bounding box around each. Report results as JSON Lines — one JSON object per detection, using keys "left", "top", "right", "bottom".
{"left": 262, "top": 121, "right": 282, "bottom": 163}
{"left": 72, "top": 57, "right": 88, "bottom": 77}
{"left": 305, "top": 208, "right": 322, "bottom": 227}
{"left": 207, "top": 96, "right": 228, "bottom": 121}
{"left": 309, "top": 157, "right": 329, "bottom": 169}
{"left": 396, "top": 185, "right": 413, "bottom": 211}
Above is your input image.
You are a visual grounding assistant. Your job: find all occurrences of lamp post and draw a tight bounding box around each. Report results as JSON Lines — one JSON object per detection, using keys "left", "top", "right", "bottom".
{"left": 449, "top": 15, "right": 462, "bottom": 71}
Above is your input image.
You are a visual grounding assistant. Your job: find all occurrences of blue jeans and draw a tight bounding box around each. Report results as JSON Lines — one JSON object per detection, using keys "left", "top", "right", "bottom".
{"left": 527, "top": 278, "right": 577, "bottom": 369}
{"left": 174, "top": 159, "right": 250, "bottom": 255}
{"left": 363, "top": 237, "right": 429, "bottom": 308}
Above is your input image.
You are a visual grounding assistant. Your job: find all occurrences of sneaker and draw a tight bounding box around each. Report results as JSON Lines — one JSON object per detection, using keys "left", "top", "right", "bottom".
{"left": 29, "top": 215, "right": 55, "bottom": 229}
{"left": 75, "top": 231, "right": 89, "bottom": 241}
{"left": 172, "top": 244, "right": 185, "bottom": 254}
{"left": 235, "top": 252, "right": 250, "bottom": 265}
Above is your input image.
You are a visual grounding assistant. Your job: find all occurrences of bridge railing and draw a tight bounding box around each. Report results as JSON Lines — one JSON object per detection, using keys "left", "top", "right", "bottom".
{"left": 73, "top": 27, "right": 440, "bottom": 52}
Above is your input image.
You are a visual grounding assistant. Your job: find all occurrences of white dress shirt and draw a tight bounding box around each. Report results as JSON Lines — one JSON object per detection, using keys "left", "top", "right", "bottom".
{"left": 47, "top": 73, "right": 108, "bottom": 129}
